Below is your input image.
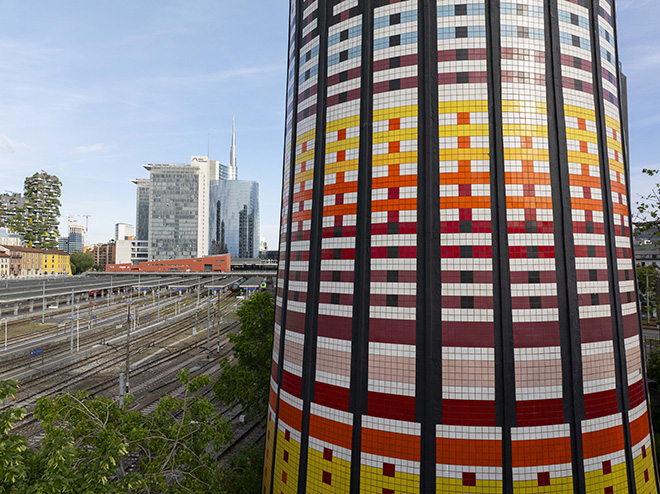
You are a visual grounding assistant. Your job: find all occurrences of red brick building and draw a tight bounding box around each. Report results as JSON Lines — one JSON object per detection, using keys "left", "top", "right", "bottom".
{"left": 105, "top": 253, "right": 230, "bottom": 273}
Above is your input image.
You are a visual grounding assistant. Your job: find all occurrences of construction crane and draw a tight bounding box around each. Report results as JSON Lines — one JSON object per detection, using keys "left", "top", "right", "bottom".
{"left": 67, "top": 214, "right": 93, "bottom": 245}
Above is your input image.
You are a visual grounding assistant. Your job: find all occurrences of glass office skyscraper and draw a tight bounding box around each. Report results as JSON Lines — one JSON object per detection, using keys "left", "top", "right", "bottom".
{"left": 209, "top": 180, "right": 260, "bottom": 258}
{"left": 264, "top": 1, "right": 658, "bottom": 493}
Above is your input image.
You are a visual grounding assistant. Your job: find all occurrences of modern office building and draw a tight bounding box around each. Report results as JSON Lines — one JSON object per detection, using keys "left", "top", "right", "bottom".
{"left": 264, "top": 1, "right": 658, "bottom": 493}
{"left": 209, "top": 179, "right": 260, "bottom": 259}
{"left": 130, "top": 239, "right": 149, "bottom": 265}
{"left": 115, "top": 223, "right": 135, "bottom": 241}
{"left": 64, "top": 220, "right": 85, "bottom": 254}
{"left": 57, "top": 237, "right": 68, "bottom": 252}
{"left": 141, "top": 156, "right": 216, "bottom": 260}
{"left": 145, "top": 163, "right": 200, "bottom": 260}
{"left": 132, "top": 178, "right": 151, "bottom": 242}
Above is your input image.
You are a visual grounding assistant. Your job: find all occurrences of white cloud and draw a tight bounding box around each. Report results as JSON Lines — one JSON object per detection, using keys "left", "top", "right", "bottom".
{"left": 74, "top": 143, "right": 104, "bottom": 153}
{"left": 0, "top": 134, "right": 28, "bottom": 153}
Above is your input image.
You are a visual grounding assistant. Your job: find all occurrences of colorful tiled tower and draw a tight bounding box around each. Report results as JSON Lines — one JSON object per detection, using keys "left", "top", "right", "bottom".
{"left": 263, "top": 1, "right": 659, "bottom": 492}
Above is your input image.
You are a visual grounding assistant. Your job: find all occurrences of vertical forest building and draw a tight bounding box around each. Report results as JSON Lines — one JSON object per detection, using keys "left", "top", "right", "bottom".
{"left": 264, "top": 1, "right": 658, "bottom": 493}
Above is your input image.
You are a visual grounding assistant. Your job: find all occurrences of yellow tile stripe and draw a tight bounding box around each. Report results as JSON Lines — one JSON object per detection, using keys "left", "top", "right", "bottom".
{"left": 294, "top": 169, "right": 314, "bottom": 184}
{"left": 326, "top": 159, "right": 359, "bottom": 175}
{"left": 272, "top": 429, "right": 301, "bottom": 493}
{"left": 296, "top": 129, "right": 316, "bottom": 147}
{"left": 439, "top": 124, "right": 489, "bottom": 137}
{"left": 375, "top": 105, "right": 418, "bottom": 121}
{"left": 360, "top": 464, "right": 420, "bottom": 494}
{"left": 568, "top": 150, "right": 599, "bottom": 166}
{"left": 306, "top": 448, "right": 352, "bottom": 493}
{"left": 584, "top": 461, "right": 628, "bottom": 494}
{"left": 609, "top": 158, "right": 624, "bottom": 174}
{"left": 326, "top": 137, "right": 360, "bottom": 154}
{"left": 296, "top": 149, "right": 315, "bottom": 165}
{"left": 439, "top": 101, "right": 489, "bottom": 114}
{"left": 605, "top": 116, "right": 621, "bottom": 133}
{"left": 374, "top": 128, "right": 417, "bottom": 143}
{"left": 503, "top": 124, "right": 548, "bottom": 138}
{"left": 512, "top": 477, "right": 573, "bottom": 493}
{"left": 327, "top": 116, "right": 360, "bottom": 133}
{"left": 436, "top": 477, "right": 502, "bottom": 493}
{"left": 373, "top": 151, "right": 418, "bottom": 167}
{"left": 439, "top": 149, "right": 489, "bottom": 161}
{"left": 607, "top": 137, "right": 622, "bottom": 153}
{"left": 566, "top": 128, "right": 598, "bottom": 144}
{"left": 564, "top": 104, "right": 596, "bottom": 121}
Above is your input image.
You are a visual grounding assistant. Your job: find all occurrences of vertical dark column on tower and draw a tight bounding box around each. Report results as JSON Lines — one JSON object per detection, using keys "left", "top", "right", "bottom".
{"left": 544, "top": 0, "right": 587, "bottom": 490}
{"left": 348, "top": 2, "right": 374, "bottom": 493}
{"left": 296, "top": 1, "right": 331, "bottom": 491}
{"left": 269, "top": 2, "right": 304, "bottom": 491}
{"left": 588, "top": 0, "right": 636, "bottom": 491}
{"left": 416, "top": 0, "right": 441, "bottom": 492}
{"left": 484, "top": 1, "right": 514, "bottom": 492}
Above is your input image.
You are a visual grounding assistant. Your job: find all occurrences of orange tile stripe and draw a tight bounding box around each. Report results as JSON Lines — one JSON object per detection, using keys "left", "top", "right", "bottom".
{"left": 436, "top": 438, "right": 502, "bottom": 467}
{"left": 372, "top": 199, "right": 417, "bottom": 212}
{"left": 279, "top": 398, "right": 303, "bottom": 430}
{"left": 630, "top": 412, "right": 651, "bottom": 447}
{"left": 511, "top": 437, "right": 572, "bottom": 468}
{"left": 323, "top": 204, "right": 359, "bottom": 217}
{"left": 440, "top": 197, "right": 491, "bottom": 209}
{"left": 362, "top": 428, "right": 421, "bottom": 462}
{"left": 582, "top": 425, "right": 625, "bottom": 459}
{"left": 309, "top": 414, "right": 353, "bottom": 450}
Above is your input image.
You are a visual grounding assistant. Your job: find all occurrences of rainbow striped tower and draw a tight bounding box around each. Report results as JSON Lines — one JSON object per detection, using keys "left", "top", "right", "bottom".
{"left": 263, "top": 1, "right": 659, "bottom": 493}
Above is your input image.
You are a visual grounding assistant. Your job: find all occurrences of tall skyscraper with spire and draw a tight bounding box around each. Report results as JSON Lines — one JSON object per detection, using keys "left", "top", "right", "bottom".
{"left": 264, "top": 1, "right": 658, "bottom": 493}
{"left": 228, "top": 116, "right": 238, "bottom": 180}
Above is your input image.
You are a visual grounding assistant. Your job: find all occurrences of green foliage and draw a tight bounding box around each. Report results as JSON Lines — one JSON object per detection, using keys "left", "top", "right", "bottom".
{"left": 213, "top": 291, "right": 274, "bottom": 419}
{"left": 0, "top": 370, "right": 234, "bottom": 493}
{"left": 647, "top": 347, "right": 660, "bottom": 386}
{"left": 0, "top": 380, "right": 27, "bottom": 493}
{"left": 5, "top": 172, "right": 62, "bottom": 249}
{"left": 637, "top": 263, "right": 660, "bottom": 319}
{"left": 636, "top": 168, "right": 660, "bottom": 243}
{"left": 219, "top": 443, "right": 265, "bottom": 494}
{"left": 70, "top": 251, "right": 94, "bottom": 275}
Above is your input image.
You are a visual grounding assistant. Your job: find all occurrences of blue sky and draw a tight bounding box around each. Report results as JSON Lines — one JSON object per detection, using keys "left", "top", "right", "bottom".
{"left": 0, "top": 1, "right": 658, "bottom": 247}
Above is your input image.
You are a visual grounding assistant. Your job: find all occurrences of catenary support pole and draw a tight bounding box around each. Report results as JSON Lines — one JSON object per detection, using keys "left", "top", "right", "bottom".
{"left": 70, "top": 289, "right": 74, "bottom": 354}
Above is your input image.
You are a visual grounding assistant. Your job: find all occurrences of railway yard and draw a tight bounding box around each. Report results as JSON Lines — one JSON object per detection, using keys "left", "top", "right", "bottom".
{"left": 0, "top": 273, "right": 270, "bottom": 465}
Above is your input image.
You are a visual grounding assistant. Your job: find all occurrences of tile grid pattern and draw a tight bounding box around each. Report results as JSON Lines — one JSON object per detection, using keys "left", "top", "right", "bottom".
{"left": 264, "top": 1, "right": 659, "bottom": 493}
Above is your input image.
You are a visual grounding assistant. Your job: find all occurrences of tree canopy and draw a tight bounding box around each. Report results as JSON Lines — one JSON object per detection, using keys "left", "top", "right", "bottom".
{"left": 70, "top": 251, "right": 94, "bottom": 275}
{"left": 0, "top": 371, "right": 234, "bottom": 493}
{"left": 213, "top": 290, "right": 274, "bottom": 419}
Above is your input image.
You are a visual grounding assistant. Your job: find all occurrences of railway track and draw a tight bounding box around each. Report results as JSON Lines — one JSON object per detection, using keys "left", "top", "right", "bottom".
{"left": 0, "top": 291, "right": 237, "bottom": 375}
{"left": 0, "top": 290, "right": 200, "bottom": 352}
{"left": 13, "top": 318, "right": 241, "bottom": 445}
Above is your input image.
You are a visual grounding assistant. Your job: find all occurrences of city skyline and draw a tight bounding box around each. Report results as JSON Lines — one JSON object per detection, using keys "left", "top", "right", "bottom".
{"left": 0, "top": 1, "right": 658, "bottom": 250}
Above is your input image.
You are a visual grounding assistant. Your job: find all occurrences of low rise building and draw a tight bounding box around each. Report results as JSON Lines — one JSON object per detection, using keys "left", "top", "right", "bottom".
{"left": 0, "top": 246, "right": 43, "bottom": 276}
{"left": 0, "top": 252, "right": 9, "bottom": 278}
{"left": 106, "top": 253, "right": 230, "bottom": 273}
{"left": 42, "top": 249, "right": 71, "bottom": 276}
{"left": 0, "top": 228, "right": 21, "bottom": 246}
